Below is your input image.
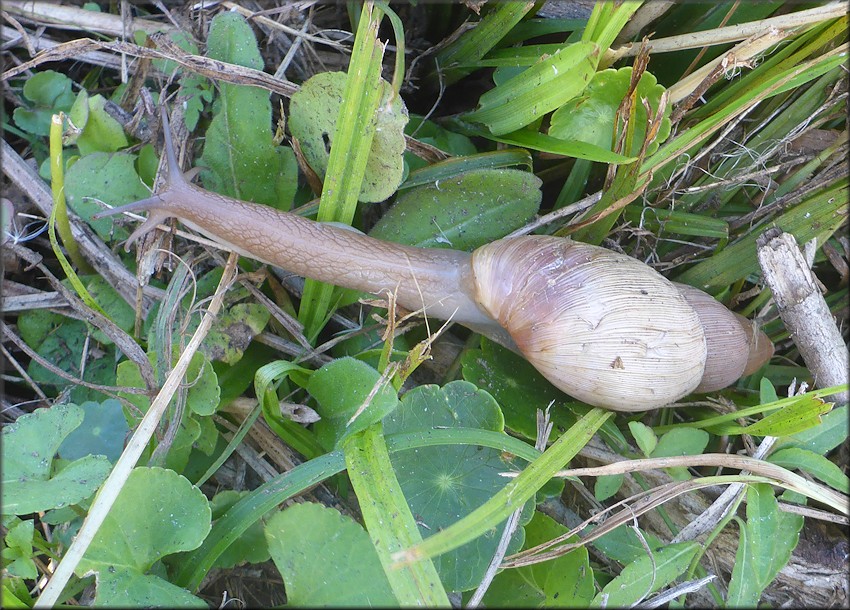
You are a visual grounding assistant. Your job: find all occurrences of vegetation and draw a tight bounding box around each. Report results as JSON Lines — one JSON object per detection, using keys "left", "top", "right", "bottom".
{"left": 1, "top": 1, "right": 847, "bottom": 607}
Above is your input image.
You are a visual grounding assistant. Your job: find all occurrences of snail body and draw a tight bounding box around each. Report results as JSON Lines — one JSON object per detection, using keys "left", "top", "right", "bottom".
{"left": 96, "top": 109, "right": 772, "bottom": 411}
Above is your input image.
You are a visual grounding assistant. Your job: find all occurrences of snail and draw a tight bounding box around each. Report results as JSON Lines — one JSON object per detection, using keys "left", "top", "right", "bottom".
{"left": 95, "top": 108, "right": 773, "bottom": 411}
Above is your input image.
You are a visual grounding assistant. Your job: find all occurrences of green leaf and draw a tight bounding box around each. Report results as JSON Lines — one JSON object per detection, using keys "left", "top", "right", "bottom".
{"left": 482, "top": 128, "right": 636, "bottom": 163}
{"left": 80, "top": 276, "right": 136, "bottom": 341}
{"left": 116, "top": 351, "right": 219, "bottom": 470}
{"left": 1, "top": 404, "right": 111, "bottom": 515}
{"left": 651, "top": 428, "right": 710, "bottom": 480}
{"left": 726, "top": 483, "right": 804, "bottom": 607}
{"left": 401, "top": 149, "right": 532, "bottom": 190}
{"left": 3, "top": 519, "right": 38, "bottom": 579}
{"left": 23, "top": 318, "right": 116, "bottom": 403}
{"left": 207, "top": 490, "right": 271, "bottom": 569}
{"left": 401, "top": 408, "right": 611, "bottom": 565}
{"left": 465, "top": 41, "right": 601, "bottom": 135}
{"left": 308, "top": 357, "right": 399, "bottom": 449}
{"left": 266, "top": 502, "right": 396, "bottom": 606}
{"left": 774, "top": 405, "right": 848, "bottom": 454}
{"left": 2, "top": 577, "right": 35, "bottom": 608}
{"left": 16, "top": 309, "right": 59, "bottom": 351}
{"left": 202, "top": 303, "right": 271, "bottom": 364}
{"left": 68, "top": 91, "right": 129, "bottom": 154}
{"left": 370, "top": 168, "right": 541, "bottom": 251}
{"left": 174, "top": 452, "right": 346, "bottom": 591}
{"left": 92, "top": 569, "right": 207, "bottom": 608}
{"left": 480, "top": 511, "right": 594, "bottom": 607}
{"left": 768, "top": 447, "right": 849, "bottom": 494}
{"left": 12, "top": 70, "right": 75, "bottom": 136}
{"left": 550, "top": 67, "right": 670, "bottom": 157}
{"left": 65, "top": 151, "right": 150, "bottom": 243}
{"left": 384, "top": 381, "right": 527, "bottom": 591}
{"left": 198, "top": 12, "right": 297, "bottom": 209}
{"left": 78, "top": 467, "right": 211, "bottom": 571}
{"left": 254, "top": 359, "right": 322, "bottom": 458}
{"left": 461, "top": 338, "right": 580, "bottom": 439}
{"left": 436, "top": 0, "right": 538, "bottom": 84}
{"left": 594, "top": 474, "right": 624, "bottom": 502}
{"left": 404, "top": 115, "right": 477, "bottom": 173}
{"left": 289, "top": 71, "right": 408, "bottom": 203}
{"left": 57, "top": 399, "right": 129, "bottom": 462}
{"left": 628, "top": 421, "right": 658, "bottom": 457}
{"left": 737, "top": 395, "right": 833, "bottom": 437}
{"left": 593, "top": 525, "right": 664, "bottom": 565}
{"left": 591, "top": 541, "right": 700, "bottom": 607}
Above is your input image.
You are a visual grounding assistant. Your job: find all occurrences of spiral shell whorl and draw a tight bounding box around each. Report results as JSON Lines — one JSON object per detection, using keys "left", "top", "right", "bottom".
{"left": 471, "top": 237, "right": 708, "bottom": 411}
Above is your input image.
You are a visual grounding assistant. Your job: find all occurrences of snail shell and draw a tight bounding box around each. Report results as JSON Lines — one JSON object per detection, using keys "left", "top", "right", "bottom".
{"left": 471, "top": 236, "right": 708, "bottom": 411}
{"left": 674, "top": 282, "right": 774, "bottom": 392}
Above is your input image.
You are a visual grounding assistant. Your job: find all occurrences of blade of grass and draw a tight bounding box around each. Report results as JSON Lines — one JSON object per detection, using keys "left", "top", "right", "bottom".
{"left": 174, "top": 426, "right": 542, "bottom": 591}
{"left": 393, "top": 408, "right": 612, "bottom": 566}
{"left": 48, "top": 113, "right": 102, "bottom": 314}
{"left": 344, "top": 424, "right": 450, "bottom": 606}
{"left": 675, "top": 176, "right": 847, "bottom": 290}
{"left": 652, "top": 384, "right": 848, "bottom": 435}
{"left": 298, "top": 1, "right": 385, "bottom": 340}
{"left": 582, "top": 0, "right": 642, "bottom": 56}
{"left": 644, "top": 45, "right": 848, "bottom": 176}
{"left": 374, "top": 1, "right": 404, "bottom": 95}
{"left": 436, "top": 0, "right": 537, "bottom": 84}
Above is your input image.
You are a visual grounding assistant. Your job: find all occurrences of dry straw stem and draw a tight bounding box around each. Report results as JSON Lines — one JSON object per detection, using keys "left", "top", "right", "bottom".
{"left": 667, "top": 27, "right": 791, "bottom": 104}
{"left": 671, "top": 436, "right": 776, "bottom": 544}
{"left": 607, "top": 2, "right": 847, "bottom": 62}
{"left": 543, "top": 453, "right": 848, "bottom": 515}
{"left": 34, "top": 253, "right": 240, "bottom": 609}
{"left": 0, "top": 22, "right": 125, "bottom": 73}
{"left": 757, "top": 229, "right": 850, "bottom": 404}
{"left": 3, "top": 0, "right": 172, "bottom": 37}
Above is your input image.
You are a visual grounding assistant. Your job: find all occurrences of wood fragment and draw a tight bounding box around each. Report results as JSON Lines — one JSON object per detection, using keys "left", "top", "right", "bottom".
{"left": 757, "top": 228, "right": 849, "bottom": 403}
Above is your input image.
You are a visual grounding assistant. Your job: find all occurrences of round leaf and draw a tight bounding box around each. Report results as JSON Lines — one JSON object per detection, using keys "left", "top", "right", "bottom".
{"left": 289, "top": 71, "right": 408, "bottom": 202}
{"left": 369, "top": 168, "right": 542, "bottom": 251}
{"left": 383, "top": 381, "right": 530, "bottom": 591}
{"left": 549, "top": 67, "right": 670, "bottom": 157}
{"left": 265, "top": 502, "right": 396, "bottom": 607}
{"left": 77, "top": 467, "right": 211, "bottom": 575}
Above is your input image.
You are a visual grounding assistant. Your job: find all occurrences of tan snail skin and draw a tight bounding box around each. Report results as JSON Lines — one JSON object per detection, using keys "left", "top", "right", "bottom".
{"left": 95, "top": 109, "right": 773, "bottom": 412}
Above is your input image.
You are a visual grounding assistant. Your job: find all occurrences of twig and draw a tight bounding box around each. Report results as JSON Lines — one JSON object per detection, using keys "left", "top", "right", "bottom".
{"left": 3, "top": 0, "right": 172, "bottom": 37}
{"left": 1, "top": 139, "right": 165, "bottom": 311}
{"left": 671, "top": 436, "right": 775, "bottom": 543}
{"left": 757, "top": 229, "right": 849, "bottom": 403}
{"left": 505, "top": 191, "right": 602, "bottom": 238}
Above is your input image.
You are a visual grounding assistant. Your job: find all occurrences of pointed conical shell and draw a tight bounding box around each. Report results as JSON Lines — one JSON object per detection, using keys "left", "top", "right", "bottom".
{"left": 673, "top": 283, "right": 751, "bottom": 392}
{"left": 471, "top": 237, "right": 707, "bottom": 411}
{"left": 735, "top": 313, "right": 774, "bottom": 376}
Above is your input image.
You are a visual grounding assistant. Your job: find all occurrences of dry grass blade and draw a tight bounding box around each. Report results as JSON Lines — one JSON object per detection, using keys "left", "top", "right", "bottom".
{"left": 545, "top": 454, "right": 848, "bottom": 514}
{"left": 607, "top": 2, "right": 847, "bottom": 61}
{"left": 34, "top": 253, "right": 240, "bottom": 609}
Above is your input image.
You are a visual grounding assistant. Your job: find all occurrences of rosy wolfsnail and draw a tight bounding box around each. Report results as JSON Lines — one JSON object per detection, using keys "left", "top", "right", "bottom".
{"left": 95, "top": 109, "right": 772, "bottom": 411}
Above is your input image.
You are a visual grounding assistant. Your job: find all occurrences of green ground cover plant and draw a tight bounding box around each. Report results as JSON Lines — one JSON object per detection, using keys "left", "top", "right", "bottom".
{"left": 1, "top": 1, "right": 847, "bottom": 607}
